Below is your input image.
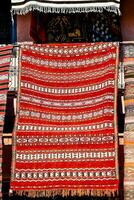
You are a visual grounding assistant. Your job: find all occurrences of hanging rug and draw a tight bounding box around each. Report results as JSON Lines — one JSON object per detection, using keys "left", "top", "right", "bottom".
{"left": 11, "top": 0, "right": 120, "bottom": 15}
{"left": 10, "top": 42, "right": 119, "bottom": 198}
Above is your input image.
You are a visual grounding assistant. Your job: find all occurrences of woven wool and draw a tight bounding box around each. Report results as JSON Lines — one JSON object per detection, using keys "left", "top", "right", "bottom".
{"left": 0, "top": 45, "right": 13, "bottom": 199}
{"left": 10, "top": 42, "right": 119, "bottom": 198}
{"left": 124, "top": 132, "right": 134, "bottom": 200}
{"left": 123, "top": 43, "right": 134, "bottom": 131}
{"left": 30, "top": 11, "right": 121, "bottom": 44}
{"left": 11, "top": 0, "right": 120, "bottom": 15}
{"left": 122, "top": 42, "right": 134, "bottom": 200}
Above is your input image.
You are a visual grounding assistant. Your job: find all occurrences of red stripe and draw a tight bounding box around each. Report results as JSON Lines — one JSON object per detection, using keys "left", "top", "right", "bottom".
{"left": 20, "top": 93, "right": 114, "bottom": 110}
{"left": 16, "top": 143, "right": 115, "bottom": 151}
{"left": 0, "top": 106, "right": 7, "bottom": 111}
{"left": 11, "top": 179, "right": 119, "bottom": 190}
{"left": 0, "top": 46, "right": 12, "bottom": 52}
{"left": 0, "top": 80, "right": 8, "bottom": 85}
{"left": 15, "top": 160, "right": 116, "bottom": 169}
{"left": 0, "top": 86, "right": 8, "bottom": 91}
{"left": 17, "top": 129, "right": 114, "bottom": 136}
{"left": 0, "top": 66, "right": 9, "bottom": 71}
{"left": 22, "top": 47, "right": 116, "bottom": 61}
{"left": 0, "top": 55, "right": 11, "bottom": 59}
{"left": 18, "top": 115, "right": 114, "bottom": 126}
{"left": 20, "top": 87, "right": 114, "bottom": 101}
{"left": 19, "top": 100, "right": 114, "bottom": 114}
{"left": 21, "top": 58, "right": 115, "bottom": 74}
{"left": 21, "top": 72, "right": 114, "bottom": 88}
{"left": 0, "top": 90, "right": 8, "bottom": 94}
{"left": 22, "top": 65, "right": 114, "bottom": 79}
{"left": 0, "top": 62, "right": 10, "bottom": 67}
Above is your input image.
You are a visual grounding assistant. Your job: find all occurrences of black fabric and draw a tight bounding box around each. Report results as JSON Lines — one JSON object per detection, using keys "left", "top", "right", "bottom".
{"left": 0, "top": 0, "right": 11, "bottom": 44}
{"left": 3, "top": 92, "right": 16, "bottom": 133}
{"left": 30, "top": 11, "right": 121, "bottom": 43}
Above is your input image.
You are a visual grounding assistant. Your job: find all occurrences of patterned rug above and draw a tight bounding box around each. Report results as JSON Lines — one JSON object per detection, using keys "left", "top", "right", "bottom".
{"left": 10, "top": 42, "right": 119, "bottom": 198}
{"left": 0, "top": 45, "right": 13, "bottom": 199}
{"left": 30, "top": 11, "right": 121, "bottom": 43}
{"left": 11, "top": 0, "right": 120, "bottom": 15}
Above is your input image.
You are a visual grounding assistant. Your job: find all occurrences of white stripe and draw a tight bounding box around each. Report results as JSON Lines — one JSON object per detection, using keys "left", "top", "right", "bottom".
{"left": 12, "top": 0, "right": 25, "bottom": 2}
{"left": 12, "top": 1, "right": 120, "bottom": 9}
{"left": 12, "top": 0, "right": 120, "bottom": 2}
{"left": 125, "top": 181, "right": 134, "bottom": 186}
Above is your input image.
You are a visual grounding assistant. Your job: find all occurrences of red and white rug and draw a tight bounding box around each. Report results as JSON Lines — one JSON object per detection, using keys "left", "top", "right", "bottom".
{"left": 10, "top": 42, "right": 119, "bottom": 198}
{"left": 0, "top": 45, "right": 13, "bottom": 199}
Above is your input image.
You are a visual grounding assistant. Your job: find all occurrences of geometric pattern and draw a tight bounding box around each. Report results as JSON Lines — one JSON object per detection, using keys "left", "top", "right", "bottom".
{"left": 0, "top": 45, "right": 13, "bottom": 199}
{"left": 11, "top": 0, "right": 120, "bottom": 15}
{"left": 122, "top": 42, "right": 134, "bottom": 200}
{"left": 9, "top": 46, "right": 19, "bottom": 91}
{"left": 10, "top": 43, "right": 119, "bottom": 198}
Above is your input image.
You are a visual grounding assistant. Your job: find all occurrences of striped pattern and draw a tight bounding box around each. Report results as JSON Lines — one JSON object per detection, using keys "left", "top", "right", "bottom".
{"left": 11, "top": 0, "right": 120, "bottom": 14}
{"left": 10, "top": 43, "right": 119, "bottom": 198}
{"left": 123, "top": 42, "right": 134, "bottom": 200}
{"left": 0, "top": 45, "right": 13, "bottom": 199}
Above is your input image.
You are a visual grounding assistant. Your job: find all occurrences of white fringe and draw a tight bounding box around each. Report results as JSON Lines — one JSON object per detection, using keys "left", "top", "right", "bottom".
{"left": 11, "top": 5, "right": 121, "bottom": 15}
{"left": 9, "top": 189, "right": 118, "bottom": 198}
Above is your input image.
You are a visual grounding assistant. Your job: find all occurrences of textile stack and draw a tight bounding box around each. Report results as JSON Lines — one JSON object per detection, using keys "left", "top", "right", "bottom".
{"left": 123, "top": 42, "right": 134, "bottom": 200}
{"left": 10, "top": 42, "right": 119, "bottom": 198}
{"left": 0, "top": 45, "right": 13, "bottom": 199}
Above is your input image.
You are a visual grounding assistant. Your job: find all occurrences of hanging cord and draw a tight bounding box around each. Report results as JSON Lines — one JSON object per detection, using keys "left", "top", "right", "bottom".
{"left": 11, "top": 10, "right": 17, "bottom": 44}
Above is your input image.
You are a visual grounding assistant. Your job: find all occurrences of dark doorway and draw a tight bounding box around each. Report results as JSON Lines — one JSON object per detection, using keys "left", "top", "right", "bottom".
{"left": 0, "top": 0, "right": 11, "bottom": 44}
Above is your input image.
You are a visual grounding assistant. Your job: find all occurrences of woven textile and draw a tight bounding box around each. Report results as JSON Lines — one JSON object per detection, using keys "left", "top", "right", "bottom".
{"left": 122, "top": 42, "right": 134, "bottom": 200}
{"left": 10, "top": 42, "right": 119, "bottom": 198}
{"left": 30, "top": 11, "right": 121, "bottom": 43}
{"left": 124, "top": 132, "right": 134, "bottom": 200}
{"left": 11, "top": 0, "right": 120, "bottom": 15}
{"left": 122, "top": 42, "right": 134, "bottom": 131}
{"left": 0, "top": 45, "right": 13, "bottom": 199}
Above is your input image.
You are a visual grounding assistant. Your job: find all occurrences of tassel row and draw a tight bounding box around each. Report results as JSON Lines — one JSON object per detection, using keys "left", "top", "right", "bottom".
{"left": 10, "top": 189, "right": 118, "bottom": 198}
{"left": 11, "top": 5, "right": 120, "bottom": 15}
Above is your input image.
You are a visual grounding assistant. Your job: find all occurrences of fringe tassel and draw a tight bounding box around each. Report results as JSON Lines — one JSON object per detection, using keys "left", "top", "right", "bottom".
{"left": 11, "top": 189, "right": 118, "bottom": 198}
{"left": 11, "top": 5, "right": 120, "bottom": 15}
